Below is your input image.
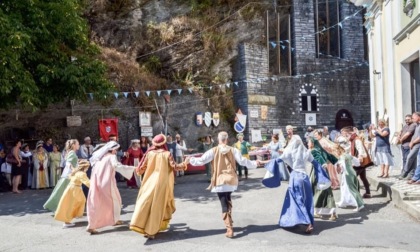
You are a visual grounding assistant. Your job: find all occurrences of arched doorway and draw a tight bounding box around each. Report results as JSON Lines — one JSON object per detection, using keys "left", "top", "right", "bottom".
{"left": 335, "top": 109, "right": 354, "bottom": 131}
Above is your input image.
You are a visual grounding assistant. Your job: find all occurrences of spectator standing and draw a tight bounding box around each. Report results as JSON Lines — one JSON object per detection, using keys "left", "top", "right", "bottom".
{"left": 49, "top": 144, "right": 62, "bottom": 187}
{"left": 43, "top": 138, "right": 54, "bottom": 153}
{"left": 371, "top": 119, "right": 394, "bottom": 178}
{"left": 32, "top": 142, "right": 49, "bottom": 189}
{"left": 175, "top": 134, "right": 188, "bottom": 177}
{"left": 198, "top": 135, "right": 215, "bottom": 181}
{"left": 400, "top": 112, "right": 420, "bottom": 180}
{"left": 10, "top": 140, "right": 23, "bottom": 194}
{"left": 233, "top": 133, "right": 252, "bottom": 180}
{"left": 398, "top": 115, "right": 416, "bottom": 172}
{"left": 19, "top": 143, "right": 32, "bottom": 190}
{"left": 79, "top": 137, "right": 94, "bottom": 159}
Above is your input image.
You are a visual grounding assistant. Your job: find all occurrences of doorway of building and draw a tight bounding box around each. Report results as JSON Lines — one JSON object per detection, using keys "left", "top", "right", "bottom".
{"left": 411, "top": 59, "right": 420, "bottom": 111}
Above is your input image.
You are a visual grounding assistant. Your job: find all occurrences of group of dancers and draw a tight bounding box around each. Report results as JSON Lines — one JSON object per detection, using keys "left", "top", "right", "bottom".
{"left": 40, "top": 126, "right": 371, "bottom": 239}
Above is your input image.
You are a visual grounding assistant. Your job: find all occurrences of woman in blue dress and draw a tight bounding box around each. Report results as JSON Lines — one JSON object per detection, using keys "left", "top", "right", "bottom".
{"left": 267, "top": 134, "right": 290, "bottom": 181}
{"left": 261, "top": 135, "right": 329, "bottom": 234}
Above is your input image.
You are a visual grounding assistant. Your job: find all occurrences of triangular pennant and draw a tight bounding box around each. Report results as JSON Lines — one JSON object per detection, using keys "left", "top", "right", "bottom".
{"left": 234, "top": 82, "right": 238, "bottom": 86}
{"left": 209, "top": 86, "right": 213, "bottom": 90}
{"left": 270, "top": 42, "right": 277, "bottom": 48}
{"left": 226, "top": 83, "right": 230, "bottom": 88}
{"left": 114, "top": 92, "right": 119, "bottom": 99}
{"left": 167, "top": 90, "right": 172, "bottom": 95}
{"left": 145, "top": 91, "right": 150, "bottom": 97}
{"left": 291, "top": 48, "right": 295, "bottom": 51}
{"left": 88, "top": 93, "right": 93, "bottom": 100}
{"left": 157, "top": 90, "right": 161, "bottom": 96}
{"left": 123, "top": 92, "right": 129, "bottom": 98}
{"left": 279, "top": 40, "right": 284, "bottom": 44}
{"left": 338, "top": 22, "right": 342, "bottom": 29}
{"left": 177, "top": 89, "right": 182, "bottom": 95}
{"left": 188, "top": 88, "right": 193, "bottom": 93}
{"left": 281, "top": 45, "right": 286, "bottom": 50}
{"left": 134, "top": 91, "right": 140, "bottom": 97}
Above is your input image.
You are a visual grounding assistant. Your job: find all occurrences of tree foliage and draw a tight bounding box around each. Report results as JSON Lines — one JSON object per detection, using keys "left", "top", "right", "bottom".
{"left": 0, "top": 0, "right": 113, "bottom": 109}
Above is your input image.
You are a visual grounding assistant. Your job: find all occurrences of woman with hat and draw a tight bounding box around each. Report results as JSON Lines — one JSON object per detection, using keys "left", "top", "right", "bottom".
{"left": 32, "top": 141, "right": 49, "bottom": 189}
{"left": 130, "top": 134, "right": 188, "bottom": 239}
{"left": 86, "top": 141, "right": 136, "bottom": 235}
{"left": 55, "top": 159, "right": 90, "bottom": 228}
{"left": 124, "top": 139, "right": 143, "bottom": 189}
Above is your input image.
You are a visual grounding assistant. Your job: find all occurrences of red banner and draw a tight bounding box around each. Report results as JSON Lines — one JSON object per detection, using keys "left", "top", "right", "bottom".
{"left": 98, "top": 118, "right": 119, "bottom": 141}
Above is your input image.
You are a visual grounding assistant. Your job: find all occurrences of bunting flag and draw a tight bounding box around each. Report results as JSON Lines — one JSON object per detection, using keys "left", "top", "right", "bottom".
{"left": 88, "top": 93, "right": 93, "bottom": 100}
{"left": 177, "top": 89, "right": 182, "bottom": 95}
{"left": 338, "top": 22, "right": 342, "bottom": 29}
{"left": 167, "top": 90, "right": 172, "bottom": 95}
{"left": 226, "top": 83, "right": 230, "bottom": 88}
{"left": 134, "top": 91, "right": 140, "bottom": 97}
{"left": 157, "top": 90, "right": 161, "bottom": 96}
{"left": 270, "top": 42, "right": 277, "bottom": 48}
{"left": 145, "top": 91, "right": 150, "bottom": 97}
{"left": 188, "top": 88, "right": 193, "bottom": 93}
{"left": 114, "top": 92, "right": 119, "bottom": 99}
{"left": 123, "top": 92, "right": 129, "bottom": 98}
{"left": 209, "top": 86, "right": 213, "bottom": 90}
{"left": 234, "top": 82, "right": 238, "bottom": 86}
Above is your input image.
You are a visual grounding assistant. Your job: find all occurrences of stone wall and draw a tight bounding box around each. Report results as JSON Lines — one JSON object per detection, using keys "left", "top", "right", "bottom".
{"left": 0, "top": 94, "right": 234, "bottom": 151}
{"left": 233, "top": 0, "right": 370, "bottom": 142}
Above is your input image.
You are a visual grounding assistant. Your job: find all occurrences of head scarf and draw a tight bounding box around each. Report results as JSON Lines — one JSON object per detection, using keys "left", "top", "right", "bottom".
{"left": 281, "top": 135, "right": 312, "bottom": 170}
{"left": 89, "top": 141, "right": 120, "bottom": 167}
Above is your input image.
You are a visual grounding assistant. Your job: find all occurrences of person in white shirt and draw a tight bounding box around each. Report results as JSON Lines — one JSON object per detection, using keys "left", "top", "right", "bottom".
{"left": 189, "top": 131, "right": 259, "bottom": 238}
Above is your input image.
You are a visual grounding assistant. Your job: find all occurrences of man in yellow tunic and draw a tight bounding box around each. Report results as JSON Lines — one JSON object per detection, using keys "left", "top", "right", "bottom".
{"left": 130, "top": 134, "right": 188, "bottom": 239}
{"left": 189, "top": 131, "right": 258, "bottom": 238}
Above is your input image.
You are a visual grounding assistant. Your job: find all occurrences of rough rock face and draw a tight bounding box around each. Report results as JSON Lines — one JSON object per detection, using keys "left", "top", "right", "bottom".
{"left": 0, "top": 1, "right": 282, "bottom": 149}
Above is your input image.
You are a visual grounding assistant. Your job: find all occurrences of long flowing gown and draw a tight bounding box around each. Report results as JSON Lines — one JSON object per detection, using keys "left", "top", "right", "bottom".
{"left": 268, "top": 141, "right": 290, "bottom": 181}
{"left": 87, "top": 154, "right": 134, "bottom": 230}
{"left": 32, "top": 151, "right": 49, "bottom": 189}
{"left": 48, "top": 152, "right": 61, "bottom": 187}
{"left": 336, "top": 154, "right": 364, "bottom": 209}
{"left": 310, "top": 139, "right": 338, "bottom": 216}
{"left": 262, "top": 137, "right": 330, "bottom": 229}
{"left": 54, "top": 171, "right": 90, "bottom": 222}
{"left": 126, "top": 147, "right": 143, "bottom": 188}
{"left": 319, "top": 137, "right": 341, "bottom": 189}
{"left": 43, "top": 150, "right": 78, "bottom": 212}
{"left": 130, "top": 150, "right": 186, "bottom": 236}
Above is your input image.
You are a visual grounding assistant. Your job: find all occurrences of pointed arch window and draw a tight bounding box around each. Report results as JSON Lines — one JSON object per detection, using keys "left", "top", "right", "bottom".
{"left": 299, "top": 83, "right": 319, "bottom": 112}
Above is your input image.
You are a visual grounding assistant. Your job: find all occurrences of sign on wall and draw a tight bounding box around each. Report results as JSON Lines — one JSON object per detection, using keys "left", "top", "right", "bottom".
{"left": 250, "top": 110, "right": 259, "bottom": 118}
{"left": 141, "top": 126, "right": 153, "bottom": 137}
{"left": 139, "top": 112, "right": 151, "bottom": 127}
{"left": 305, "top": 113, "right": 317, "bottom": 126}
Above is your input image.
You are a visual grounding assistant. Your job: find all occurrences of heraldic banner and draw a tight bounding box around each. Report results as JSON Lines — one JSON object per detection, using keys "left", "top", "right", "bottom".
{"left": 99, "top": 118, "right": 119, "bottom": 141}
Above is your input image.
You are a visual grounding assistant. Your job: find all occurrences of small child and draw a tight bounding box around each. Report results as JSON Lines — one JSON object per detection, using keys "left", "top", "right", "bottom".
{"left": 54, "top": 160, "right": 90, "bottom": 228}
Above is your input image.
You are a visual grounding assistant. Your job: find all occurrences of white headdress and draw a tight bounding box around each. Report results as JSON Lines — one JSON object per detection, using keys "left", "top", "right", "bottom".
{"left": 89, "top": 141, "right": 120, "bottom": 167}
{"left": 281, "top": 135, "right": 312, "bottom": 171}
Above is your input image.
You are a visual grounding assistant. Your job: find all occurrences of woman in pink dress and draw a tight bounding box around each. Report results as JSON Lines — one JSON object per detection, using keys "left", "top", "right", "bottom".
{"left": 125, "top": 139, "right": 143, "bottom": 189}
{"left": 86, "top": 141, "right": 135, "bottom": 234}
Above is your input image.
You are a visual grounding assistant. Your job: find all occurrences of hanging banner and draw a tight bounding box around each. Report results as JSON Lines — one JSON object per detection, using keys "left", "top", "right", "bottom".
{"left": 98, "top": 118, "right": 119, "bottom": 141}
{"left": 261, "top": 105, "right": 268, "bottom": 120}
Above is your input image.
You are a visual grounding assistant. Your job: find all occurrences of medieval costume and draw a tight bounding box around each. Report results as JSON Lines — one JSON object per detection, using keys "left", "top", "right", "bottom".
{"left": 233, "top": 133, "right": 252, "bottom": 179}
{"left": 318, "top": 137, "right": 341, "bottom": 189}
{"left": 130, "top": 134, "right": 187, "bottom": 239}
{"left": 55, "top": 160, "right": 90, "bottom": 227}
{"left": 349, "top": 132, "right": 372, "bottom": 198}
{"left": 335, "top": 136, "right": 365, "bottom": 210}
{"left": 48, "top": 149, "right": 62, "bottom": 187}
{"left": 32, "top": 144, "right": 49, "bottom": 189}
{"left": 308, "top": 138, "right": 338, "bottom": 219}
{"left": 125, "top": 139, "right": 143, "bottom": 188}
{"left": 86, "top": 141, "right": 135, "bottom": 234}
{"left": 44, "top": 147, "right": 78, "bottom": 212}
{"left": 262, "top": 136, "right": 330, "bottom": 234}
{"left": 189, "top": 132, "right": 258, "bottom": 238}
{"left": 268, "top": 136, "right": 290, "bottom": 181}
